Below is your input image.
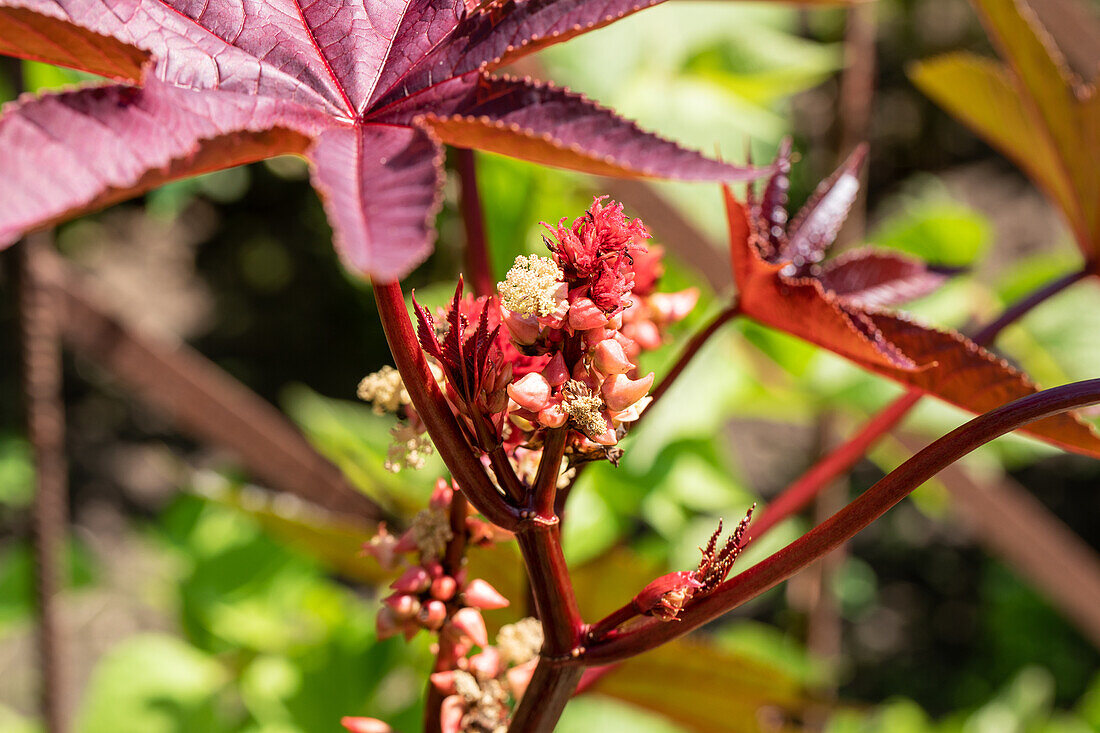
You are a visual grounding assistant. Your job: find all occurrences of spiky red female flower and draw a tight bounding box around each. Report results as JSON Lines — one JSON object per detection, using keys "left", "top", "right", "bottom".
{"left": 545, "top": 197, "right": 651, "bottom": 314}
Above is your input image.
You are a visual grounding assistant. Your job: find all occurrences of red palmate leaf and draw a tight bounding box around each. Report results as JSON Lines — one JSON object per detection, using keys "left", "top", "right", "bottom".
{"left": 724, "top": 182, "right": 1100, "bottom": 459}
{"left": 0, "top": 0, "right": 767, "bottom": 280}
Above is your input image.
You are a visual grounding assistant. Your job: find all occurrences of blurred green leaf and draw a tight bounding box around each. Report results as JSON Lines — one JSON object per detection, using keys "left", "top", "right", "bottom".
{"left": 75, "top": 634, "right": 230, "bottom": 733}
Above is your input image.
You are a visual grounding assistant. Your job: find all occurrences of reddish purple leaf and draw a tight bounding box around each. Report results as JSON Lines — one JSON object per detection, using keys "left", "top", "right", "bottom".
{"left": 784, "top": 144, "right": 867, "bottom": 272}
{"left": 0, "top": 0, "right": 763, "bottom": 280}
{"left": 817, "top": 249, "right": 953, "bottom": 308}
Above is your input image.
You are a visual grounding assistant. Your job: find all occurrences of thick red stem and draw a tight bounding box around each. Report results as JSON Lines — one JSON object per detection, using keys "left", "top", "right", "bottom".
{"left": 509, "top": 523, "right": 584, "bottom": 732}
{"left": 534, "top": 428, "right": 568, "bottom": 517}
{"left": 456, "top": 149, "right": 494, "bottom": 299}
{"left": 372, "top": 280, "right": 518, "bottom": 530}
{"left": 580, "top": 378, "right": 1100, "bottom": 664}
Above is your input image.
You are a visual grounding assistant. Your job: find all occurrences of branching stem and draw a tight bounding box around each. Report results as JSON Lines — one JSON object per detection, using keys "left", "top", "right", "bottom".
{"left": 581, "top": 378, "right": 1100, "bottom": 663}
{"left": 372, "top": 279, "right": 518, "bottom": 529}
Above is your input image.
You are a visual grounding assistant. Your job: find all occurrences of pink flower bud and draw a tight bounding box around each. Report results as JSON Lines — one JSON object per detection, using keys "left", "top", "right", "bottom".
{"left": 508, "top": 372, "right": 552, "bottom": 411}
{"left": 632, "top": 320, "right": 662, "bottom": 350}
{"left": 420, "top": 599, "right": 448, "bottom": 631}
{"left": 430, "top": 479, "right": 453, "bottom": 510}
{"left": 341, "top": 716, "right": 394, "bottom": 733}
{"left": 634, "top": 570, "right": 703, "bottom": 621}
{"left": 383, "top": 592, "right": 420, "bottom": 619}
{"left": 538, "top": 403, "right": 568, "bottom": 429}
{"left": 431, "top": 575, "right": 458, "bottom": 601}
{"left": 593, "top": 339, "right": 633, "bottom": 375}
{"left": 601, "top": 372, "right": 654, "bottom": 411}
{"left": 430, "top": 670, "right": 457, "bottom": 694}
{"left": 504, "top": 310, "right": 540, "bottom": 345}
{"left": 440, "top": 695, "right": 465, "bottom": 733}
{"left": 651, "top": 288, "right": 699, "bottom": 322}
{"left": 568, "top": 297, "right": 608, "bottom": 330}
{"left": 506, "top": 659, "right": 539, "bottom": 700}
{"left": 463, "top": 578, "right": 510, "bottom": 610}
{"left": 593, "top": 425, "right": 618, "bottom": 446}
{"left": 450, "top": 607, "right": 489, "bottom": 646}
{"left": 424, "top": 559, "right": 444, "bottom": 579}
{"left": 394, "top": 529, "right": 418, "bottom": 554}
{"left": 468, "top": 647, "right": 503, "bottom": 679}
{"left": 376, "top": 606, "right": 400, "bottom": 640}
{"left": 542, "top": 353, "right": 570, "bottom": 387}
{"left": 390, "top": 566, "right": 431, "bottom": 594}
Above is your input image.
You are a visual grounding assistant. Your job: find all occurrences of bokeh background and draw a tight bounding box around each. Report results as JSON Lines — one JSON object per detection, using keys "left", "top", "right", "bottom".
{"left": 2, "top": 0, "right": 1100, "bottom": 731}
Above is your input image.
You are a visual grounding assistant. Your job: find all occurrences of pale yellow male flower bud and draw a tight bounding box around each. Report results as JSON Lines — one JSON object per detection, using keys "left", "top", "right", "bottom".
{"left": 498, "top": 255, "right": 564, "bottom": 317}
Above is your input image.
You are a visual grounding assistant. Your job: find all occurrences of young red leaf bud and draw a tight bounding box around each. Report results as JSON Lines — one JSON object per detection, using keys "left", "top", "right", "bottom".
{"left": 451, "top": 607, "right": 489, "bottom": 646}
{"left": 542, "top": 352, "right": 570, "bottom": 387}
{"left": 568, "top": 297, "right": 609, "bottom": 330}
{"left": 420, "top": 599, "right": 448, "bottom": 631}
{"left": 431, "top": 575, "right": 458, "bottom": 601}
{"left": 593, "top": 338, "right": 633, "bottom": 375}
{"left": 601, "top": 372, "right": 655, "bottom": 411}
{"left": 341, "top": 716, "right": 394, "bottom": 733}
{"left": 508, "top": 372, "right": 552, "bottom": 412}
{"left": 390, "top": 566, "right": 431, "bottom": 594}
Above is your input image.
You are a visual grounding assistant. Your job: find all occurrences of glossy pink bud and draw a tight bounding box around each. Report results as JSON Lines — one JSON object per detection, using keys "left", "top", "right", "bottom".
{"left": 431, "top": 575, "right": 458, "bottom": 601}
{"left": 424, "top": 559, "right": 444, "bottom": 579}
{"left": 504, "top": 310, "right": 539, "bottom": 345}
{"left": 430, "top": 479, "right": 453, "bottom": 510}
{"left": 376, "top": 606, "right": 400, "bottom": 640}
{"left": 602, "top": 372, "right": 654, "bottom": 412}
{"left": 632, "top": 320, "right": 662, "bottom": 350}
{"left": 430, "top": 670, "right": 457, "bottom": 694}
{"left": 390, "top": 566, "right": 431, "bottom": 594}
{"left": 607, "top": 312, "right": 624, "bottom": 330}
{"left": 464, "top": 578, "right": 510, "bottom": 610}
{"left": 383, "top": 592, "right": 420, "bottom": 619}
{"left": 451, "top": 607, "right": 489, "bottom": 646}
{"left": 508, "top": 372, "right": 551, "bottom": 411}
{"left": 341, "top": 716, "right": 394, "bottom": 733}
{"left": 568, "top": 297, "right": 608, "bottom": 330}
{"left": 634, "top": 570, "right": 703, "bottom": 621}
{"left": 538, "top": 403, "right": 568, "bottom": 429}
{"left": 593, "top": 339, "right": 633, "bottom": 375}
{"left": 593, "top": 425, "right": 618, "bottom": 446}
{"left": 651, "top": 288, "right": 699, "bottom": 322}
{"left": 506, "top": 659, "right": 538, "bottom": 700}
{"left": 420, "top": 599, "right": 448, "bottom": 631}
{"left": 468, "top": 647, "right": 503, "bottom": 679}
{"left": 542, "top": 353, "right": 570, "bottom": 387}
{"left": 440, "top": 695, "right": 465, "bottom": 733}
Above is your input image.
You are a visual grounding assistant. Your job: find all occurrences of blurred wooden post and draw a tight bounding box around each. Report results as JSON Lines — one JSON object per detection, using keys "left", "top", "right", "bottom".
{"left": 837, "top": 2, "right": 876, "bottom": 243}
{"left": 19, "top": 235, "right": 69, "bottom": 733}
